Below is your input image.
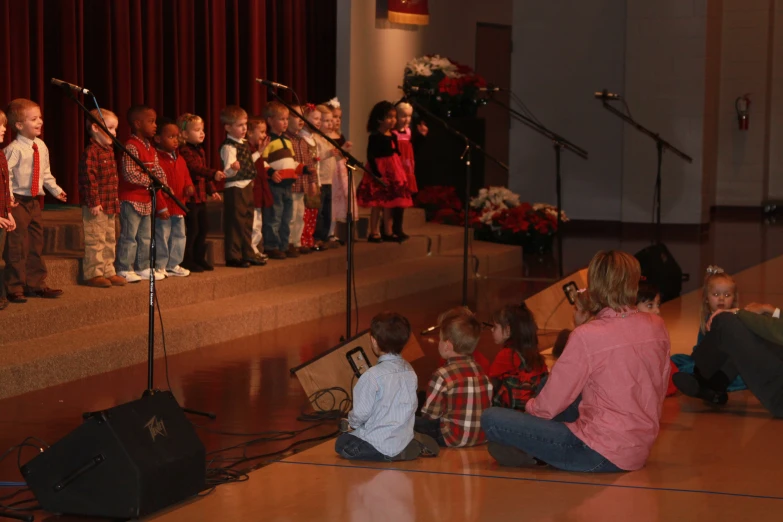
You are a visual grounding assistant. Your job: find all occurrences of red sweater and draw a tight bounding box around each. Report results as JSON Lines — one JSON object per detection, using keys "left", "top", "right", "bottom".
{"left": 157, "top": 151, "right": 194, "bottom": 217}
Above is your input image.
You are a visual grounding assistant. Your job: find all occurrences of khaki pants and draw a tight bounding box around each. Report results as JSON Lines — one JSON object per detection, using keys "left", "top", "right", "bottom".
{"left": 82, "top": 207, "right": 117, "bottom": 280}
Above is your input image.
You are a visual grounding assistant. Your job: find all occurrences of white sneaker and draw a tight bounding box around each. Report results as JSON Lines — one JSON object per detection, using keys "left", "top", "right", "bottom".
{"left": 138, "top": 268, "right": 165, "bottom": 281}
{"left": 166, "top": 265, "right": 190, "bottom": 277}
{"left": 154, "top": 268, "right": 168, "bottom": 279}
{"left": 118, "top": 270, "right": 142, "bottom": 283}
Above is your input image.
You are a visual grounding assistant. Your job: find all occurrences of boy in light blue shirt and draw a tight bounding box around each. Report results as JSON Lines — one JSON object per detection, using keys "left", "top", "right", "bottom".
{"left": 335, "top": 312, "right": 439, "bottom": 461}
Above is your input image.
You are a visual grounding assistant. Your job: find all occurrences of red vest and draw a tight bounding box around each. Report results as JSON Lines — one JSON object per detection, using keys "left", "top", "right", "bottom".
{"left": 157, "top": 152, "right": 193, "bottom": 217}
{"left": 118, "top": 135, "right": 158, "bottom": 204}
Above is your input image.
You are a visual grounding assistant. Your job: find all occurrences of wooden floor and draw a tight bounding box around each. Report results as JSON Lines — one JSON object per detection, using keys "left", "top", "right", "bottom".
{"left": 146, "top": 255, "right": 783, "bottom": 522}
{"left": 2, "top": 215, "right": 783, "bottom": 521}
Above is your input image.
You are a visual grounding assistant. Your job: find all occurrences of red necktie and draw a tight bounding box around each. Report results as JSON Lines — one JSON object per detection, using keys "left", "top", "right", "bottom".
{"left": 31, "top": 142, "right": 40, "bottom": 197}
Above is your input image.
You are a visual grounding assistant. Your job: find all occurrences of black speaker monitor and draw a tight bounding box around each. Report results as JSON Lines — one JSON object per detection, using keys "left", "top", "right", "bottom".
{"left": 21, "top": 391, "right": 205, "bottom": 519}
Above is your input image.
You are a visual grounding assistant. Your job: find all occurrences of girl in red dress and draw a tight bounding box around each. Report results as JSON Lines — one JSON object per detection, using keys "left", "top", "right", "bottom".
{"left": 356, "top": 101, "right": 413, "bottom": 242}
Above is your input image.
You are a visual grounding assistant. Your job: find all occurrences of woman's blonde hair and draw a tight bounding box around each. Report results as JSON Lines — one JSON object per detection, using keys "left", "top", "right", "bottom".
{"left": 587, "top": 250, "right": 640, "bottom": 313}
{"left": 699, "top": 266, "right": 737, "bottom": 334}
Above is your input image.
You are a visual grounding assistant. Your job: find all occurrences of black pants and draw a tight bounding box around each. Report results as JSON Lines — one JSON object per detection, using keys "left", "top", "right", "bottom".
{"left": 314, "top": 184, "right": 332, "bottom": 242}
{"left": 223, "top": 185, "right": 254, "bottom": 262}
{"left": 413, "top": 416, "right": 447, "bottom": 447}
{"left": 694, "top": 313, "right": 783, "bottom": 417}
{"left": 183, "top": 202, "right": 208, "bottom": 266}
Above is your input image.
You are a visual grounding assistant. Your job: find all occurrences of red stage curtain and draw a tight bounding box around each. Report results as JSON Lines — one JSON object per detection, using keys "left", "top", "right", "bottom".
{"left": 0, "top": 0, "right": 336, "bottom": 205}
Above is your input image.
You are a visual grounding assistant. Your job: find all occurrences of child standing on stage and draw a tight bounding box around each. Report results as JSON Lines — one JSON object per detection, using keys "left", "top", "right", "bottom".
{"left": 116, "top": 105, "right": 167, "bottom": 283}
{"left": 220, "top": 105, "right": 261, "bottom": 268}
{"left": 313, "top": 106, "right": 340, "bottom": 249}
{"left": 177, "top": 113, "right": 226, "bottom": 273}
{"left": 3, "top": 99, "right": 67, "bottom": 302}
{"left": 324, "top": 105, "right": 357, "bottom": 244}
{"left": 246, "top": 117, "right": 271, "bottom": 263}
{"left": 78, "top": 108, "right": 125, "bottom": 288}
{"left": 0, "top": 110, "right": 15, "bottom": 310}
{"left": 285, "top": 106, "right": 317, "bottom": 256}
{"left": 262, "top": 101, "right": 309, "bottom": 260}
{"left": 391, "top": 102, "right": 420, "bottom": 241}
{"left": 300, "top": 105, "right": 323, "bottom": 250}
{"left": 356, "top": 101, "right": 413, "bottom": 243}
{"left": 154, "top": 118, "right": 194, "bottom": 279}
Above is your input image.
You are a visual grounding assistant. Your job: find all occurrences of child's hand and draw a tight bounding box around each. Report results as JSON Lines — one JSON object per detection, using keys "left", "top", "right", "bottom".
{"left": 90, "top": 205, "right": 103, "bottom": 217}
{"left": 214, "top": 171, "right": 227, "bottom": 181}
{"left": 211, "top": 193, "right": 222, "bottom": 202}
{"left": 306, "top": 183, "right": 318, "bottom": 197}
{"left": 9, "top": 199, "right": 18, "bottom": 208}
{"left": 272, "top": 172, "right": 282, "bottom": 183}
{"left": 158, "top": 210, "right": 170, "bottom": 220}
{"left": 344, "top": 141, "right": 353, "bottom": 151}
{"left": 5, "top": 214, "right": 15, "bottom": 232}
{"left": 231, "top": 161, "right": 240, "bottom": 171}
{"left": 417, "top": 121, "right": 429, "bottom": 136}
{"left": 56, "top": 191, "right": 67, "bottom": 202}
{"left": 185, "top": 185, "right": 195, "bottom": 197}
{"left": 0, "top": 216, "right": 11, "bottom": 229}
{"left": 331, "top": 148, "right": 341, "bottom": 158}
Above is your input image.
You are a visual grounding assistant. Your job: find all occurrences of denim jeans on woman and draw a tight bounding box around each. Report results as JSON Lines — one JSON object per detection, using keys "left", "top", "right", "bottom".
{"left": 481, "top": 397, "right": 622, "bottom": 473}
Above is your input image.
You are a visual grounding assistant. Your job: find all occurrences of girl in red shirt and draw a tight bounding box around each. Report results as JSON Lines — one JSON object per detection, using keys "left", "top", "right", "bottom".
{"left": 488, "top": 304, "right": 548, "bottom": 411}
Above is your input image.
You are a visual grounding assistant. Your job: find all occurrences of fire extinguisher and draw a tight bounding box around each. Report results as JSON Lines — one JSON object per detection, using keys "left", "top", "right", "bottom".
{"left": 736, "top": 94, "right": 751, "bottom": 130}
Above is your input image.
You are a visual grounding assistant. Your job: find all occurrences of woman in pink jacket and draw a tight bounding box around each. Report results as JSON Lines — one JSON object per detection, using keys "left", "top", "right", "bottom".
{"left": 482, "top": 250, "right": 671, "bottom": 472}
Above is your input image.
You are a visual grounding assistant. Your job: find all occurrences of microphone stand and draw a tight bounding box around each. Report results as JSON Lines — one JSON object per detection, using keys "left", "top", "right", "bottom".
{"left": 260, "top": 86, "right": 384, "bottom": 341}
{"left": 486, "top": 94, "right": 588, "bottom": 279}
{"left": 600, "top": 99, "right": 692, "bottom": 243}
{"left": 402, "top": 94, "right": 508, "bottom": 335}
{"left": 57, "top": 86, "right": 214, "bottom": 419}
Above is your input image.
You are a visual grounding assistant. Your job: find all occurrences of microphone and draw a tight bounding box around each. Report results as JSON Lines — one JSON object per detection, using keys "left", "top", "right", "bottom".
{"left": 594, "top": 89, "right": 621, "bottom": 100}
{"left": 51, "top": 78, "right": 90, "bottom": 95}
{"left": 399, "top": 85, "right": 436, "bottom": 94}
{"left": 256, "top": 78, "right": 290, "bottom": 90}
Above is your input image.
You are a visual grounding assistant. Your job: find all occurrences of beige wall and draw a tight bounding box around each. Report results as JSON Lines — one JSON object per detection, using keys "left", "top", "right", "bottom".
{"left": 336, "top": 0, "right": 512, "bottom": 164}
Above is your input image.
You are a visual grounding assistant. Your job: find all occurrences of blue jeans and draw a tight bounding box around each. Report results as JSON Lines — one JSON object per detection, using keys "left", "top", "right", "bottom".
{"left": 116, "top": 202, "right": 151, "bottom": 273}
{"left": 481, "top": 404, "right": 622, "bottom": 473}
{"left": 335, "top": 433, "right": 392, "bottom": 462}
{"left": 155, "top": 215, "right": 186, "bottom": 270}
{"left": 262, "top": 182, "right": 293, "bottom": 252}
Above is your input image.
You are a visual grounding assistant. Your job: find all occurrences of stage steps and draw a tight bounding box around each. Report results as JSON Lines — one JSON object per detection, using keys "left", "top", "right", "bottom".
{"left": 0, "top": 208, "right": 522, "bottom": 399}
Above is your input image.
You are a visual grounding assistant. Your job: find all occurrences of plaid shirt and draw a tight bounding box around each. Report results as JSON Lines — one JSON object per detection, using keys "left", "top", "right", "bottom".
{"left": 0, "top": 152, "right": 11, "bottom": 219}
{"left": 121, "top": 136, "right": 168, "bottom": 216}
{"left": 78, "top": 138, "right": 120, "bottom": 214}
{"left": 178, "top": 143, "right": 217, "bottom": 204}
{"left": 283, "top": 131, "right": 316, "bottom": 192}
{"left": 421, "top": 355, "right": 493, "bottom": 447}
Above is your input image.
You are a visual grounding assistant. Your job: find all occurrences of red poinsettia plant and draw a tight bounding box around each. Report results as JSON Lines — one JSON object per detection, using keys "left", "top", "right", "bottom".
{"left": 404, "top": 55, "right": 487, "bottom": 118}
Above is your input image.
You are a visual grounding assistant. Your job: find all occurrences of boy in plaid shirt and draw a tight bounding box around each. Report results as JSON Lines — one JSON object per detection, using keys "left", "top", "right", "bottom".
{"left": 78, "top": 108, "right": 125, "bottom": 288}
{"left": 416, "top": 307, "right": 493, "bottom": 447}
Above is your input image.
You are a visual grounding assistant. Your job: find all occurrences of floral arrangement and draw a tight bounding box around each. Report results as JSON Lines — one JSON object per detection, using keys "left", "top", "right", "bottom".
{"left": 403, "top": 55, "right": 487, "bottom": 118}
{"left": 415, "top": 185, "right": 567, "bottom": 252}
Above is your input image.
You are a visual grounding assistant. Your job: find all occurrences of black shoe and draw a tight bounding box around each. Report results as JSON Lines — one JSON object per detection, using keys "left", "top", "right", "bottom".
{"left": 396, "top": 232, "right": 410, "bottom": 242}
{"left": 381, "top": 233, "right": 402, "bottom": 243}
{"left": 367, "top": 235, "right": 383, "bottom": 243}
{"left": 266, "top": 249, "right": 287, "bottom": 260}
{"left": 226, "top": 259, "right": 251, "bottom": 268}
{"left": 7, "top": 292, "right": 27, "bottom": 304}
{"left": 488, "top": 442, "right": 544, "bottom": 468}
{"left": 196, "top": 260, "right": 213, "bottom": 271}
{"left": 182, "top": 261, "right": 205, "bottom": 273}
{"left": 244, "top": 256, "right": 267, "bottom": 266}
{"left": 672, "top": 372, "right": 728, "bottom": 405}
{"left": 24, "top": 287, "right": 63, "bottom": 298}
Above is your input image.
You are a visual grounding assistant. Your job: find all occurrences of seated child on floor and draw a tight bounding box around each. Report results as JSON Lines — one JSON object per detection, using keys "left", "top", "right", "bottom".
{"left": 416, "top": 307, "right": 493, "bottom": 447}
{"left": 488, "top": 304, "right": 548, "bottom": 411}
{"left": 335, "top": 312, "right": 439, "bottom": 462}
{"left": 671, "top": 266, "right": 747, "bottom": 393}
{"left": 552, "top": 288, "right": 594, "bottom": 359}
{"left": 635, "top": 280, "right": 678, "bottom": 396}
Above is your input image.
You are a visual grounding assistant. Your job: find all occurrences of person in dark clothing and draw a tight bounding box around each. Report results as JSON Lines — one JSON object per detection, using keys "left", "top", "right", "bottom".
{"left": 673, "top": 302, "right": 783, "bottom": 417}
